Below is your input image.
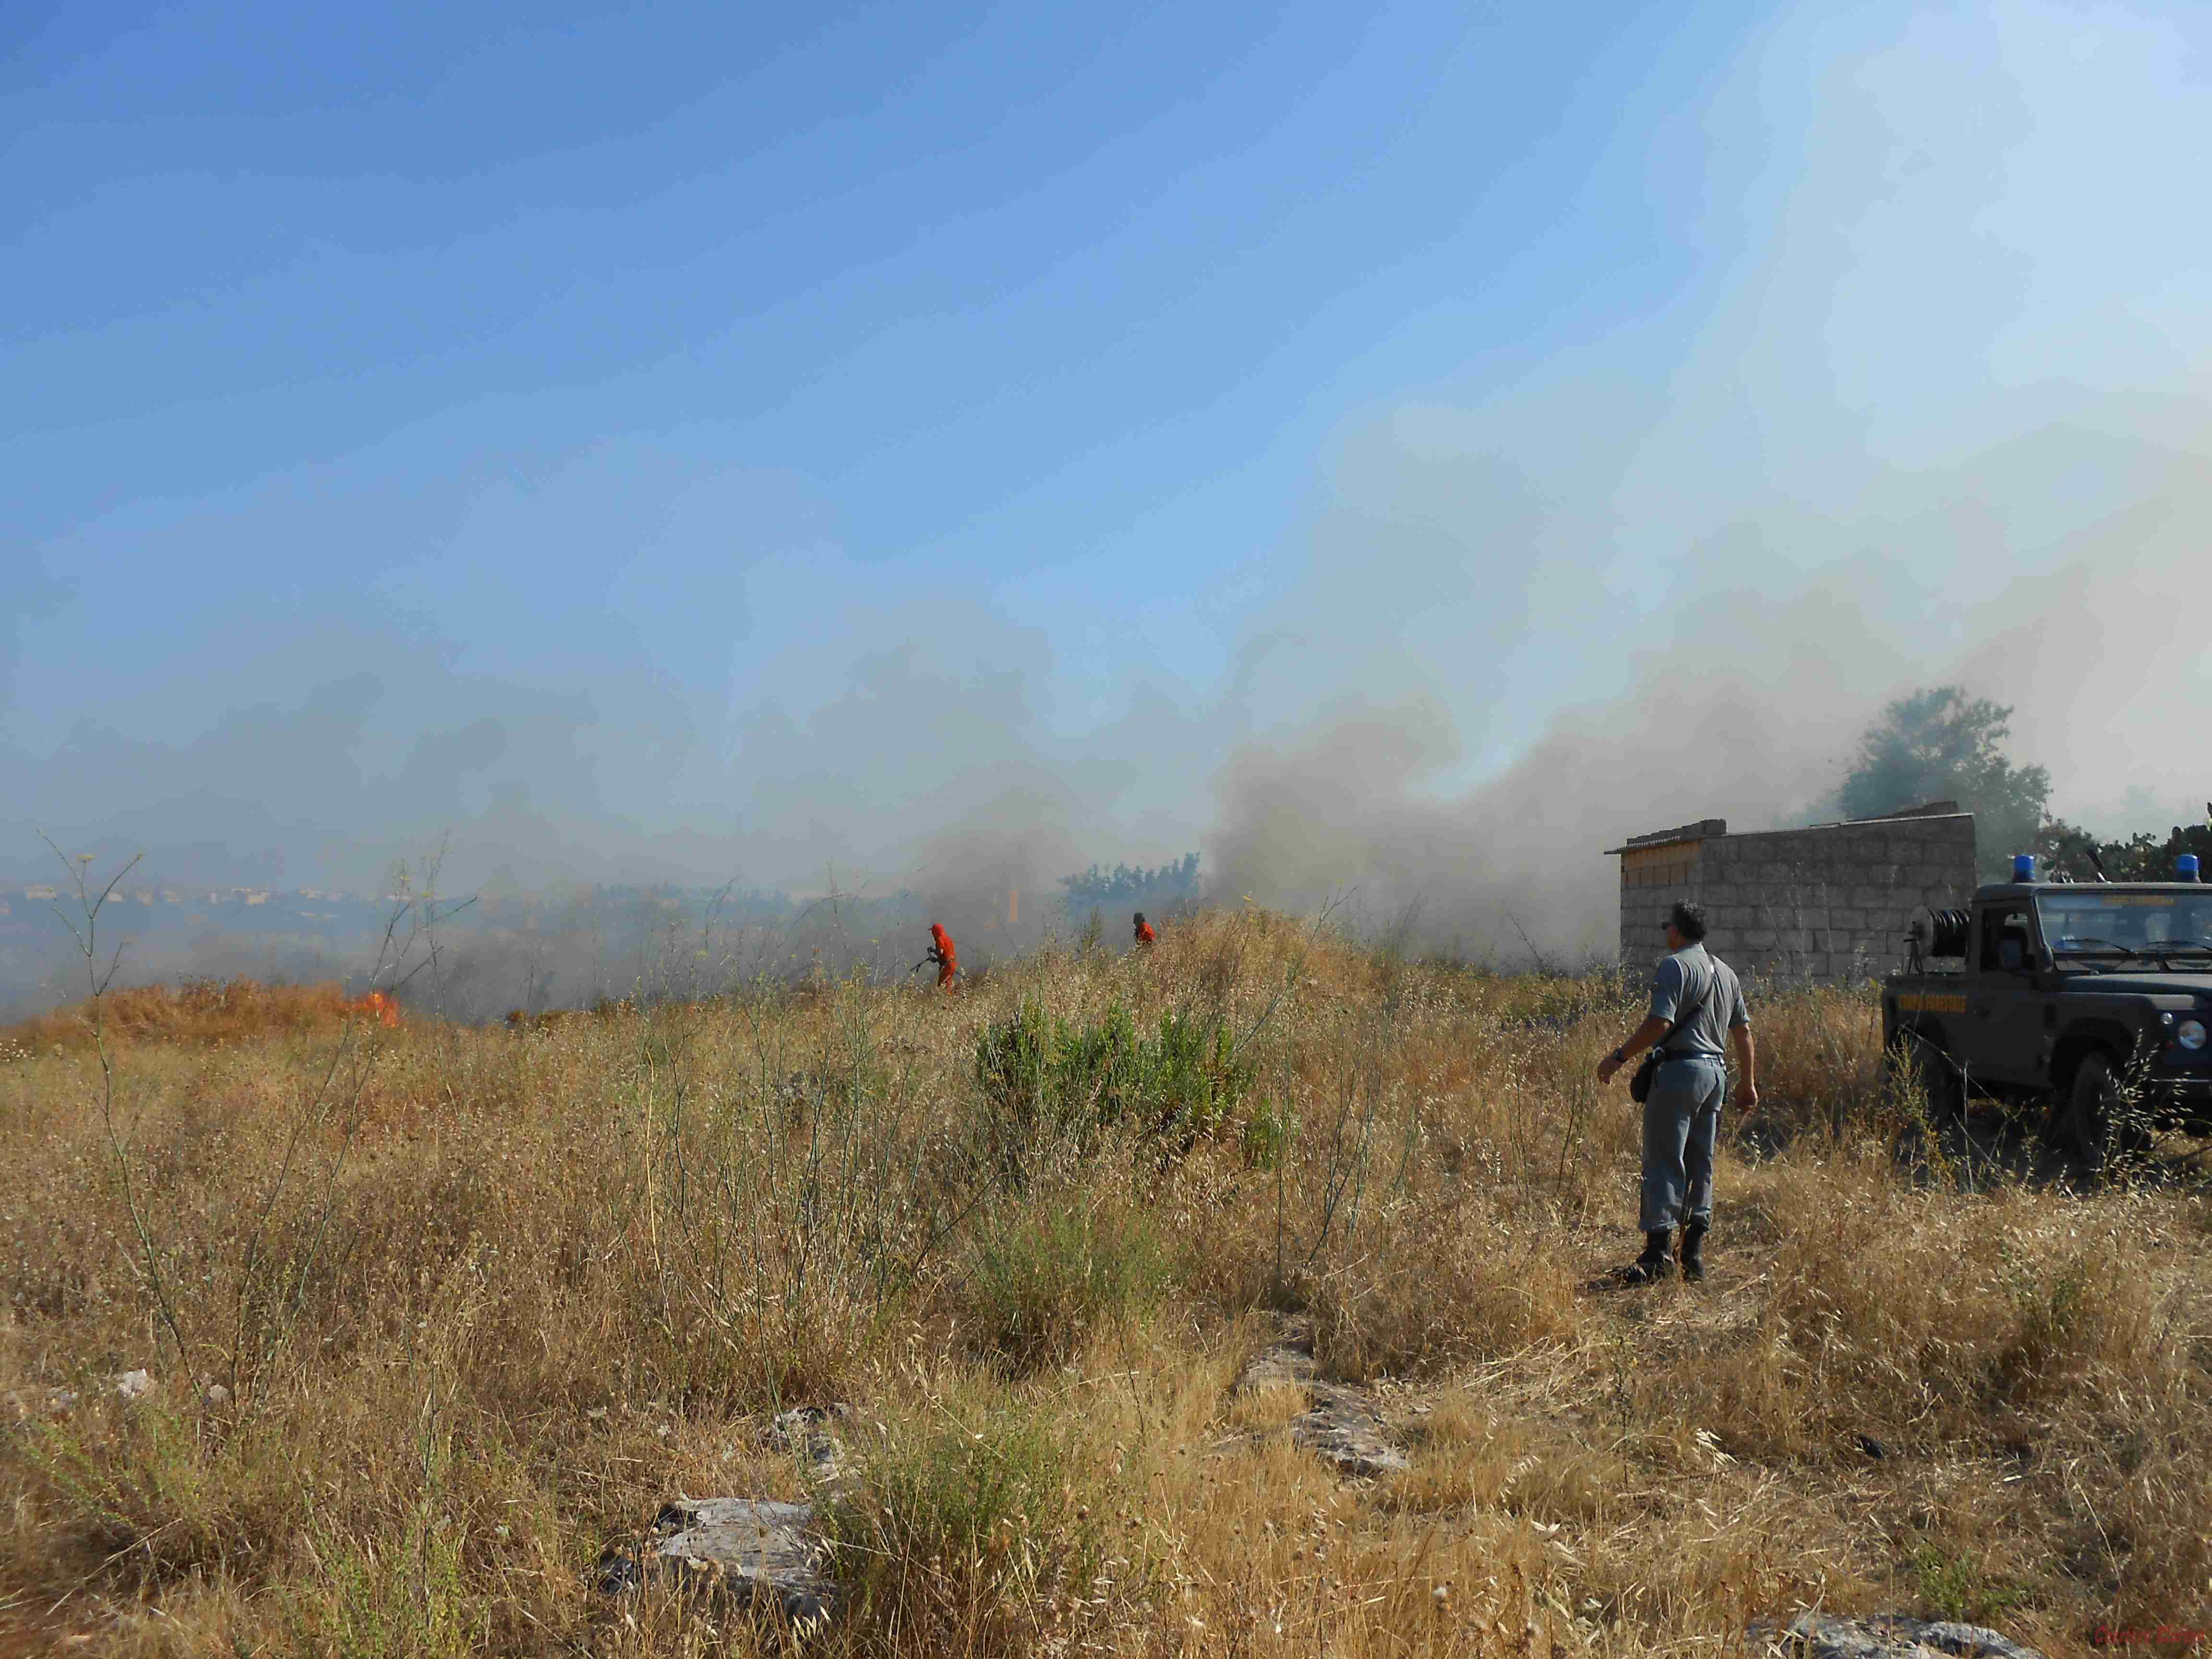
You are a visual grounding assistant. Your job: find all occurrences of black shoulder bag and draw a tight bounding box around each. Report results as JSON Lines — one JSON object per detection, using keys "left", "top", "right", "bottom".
{"left": 1628, "top": 975, "right": 1707, "bottom": 1104}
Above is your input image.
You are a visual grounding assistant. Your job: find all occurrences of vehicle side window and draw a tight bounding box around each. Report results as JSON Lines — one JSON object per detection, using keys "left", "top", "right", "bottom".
{"left": 1980, "top": 906, "right": 2034, "bottom": 974}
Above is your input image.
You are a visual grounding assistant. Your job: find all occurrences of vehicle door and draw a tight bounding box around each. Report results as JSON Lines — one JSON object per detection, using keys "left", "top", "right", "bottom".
{"left": 1962, "top": 902, "right": 2047, "bottom": 1086}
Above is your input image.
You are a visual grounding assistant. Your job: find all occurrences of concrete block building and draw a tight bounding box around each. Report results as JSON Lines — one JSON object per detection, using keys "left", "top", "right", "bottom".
{"left": 1607, "top": 802, "right": 1977, "bottom": 982}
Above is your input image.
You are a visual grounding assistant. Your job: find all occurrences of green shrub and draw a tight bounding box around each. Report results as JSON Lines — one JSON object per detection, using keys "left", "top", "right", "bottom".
{"left": 1242, "top": 1094, "right": 1296, "bottom": 1170}
{"left": 1141, "top": 1006, "right": 1251, "bottom": 1155}
{"left": 1909, "top": 1543, "right": 2031, "bottom": 1624}
{"left": 971, "top": 998, "right": 1254, "bottom": 1175}
{"left": 284, "top": 1506, "right": 488, "bottom": 1658}
{"left": 962, "top": 1193, "right": 1169, "bottom": 1372}
{"left": 23, "top": 1401, "right": 248, "bottom": 1582}
{"left": 829, "top": 1395, "right": 1105, "bottom": 1643}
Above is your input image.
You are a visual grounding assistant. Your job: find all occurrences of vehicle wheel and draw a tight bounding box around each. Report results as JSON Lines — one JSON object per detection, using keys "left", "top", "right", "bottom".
{"left": 2065, "top": 1052, "right": 2149, "bottom": 1175}
{"left": 1889, "top": 1034, "right": 1962, "bottom": 1127}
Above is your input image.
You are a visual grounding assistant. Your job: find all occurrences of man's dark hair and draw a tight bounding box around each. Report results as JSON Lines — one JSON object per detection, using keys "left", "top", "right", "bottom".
{"left": 1668, "top": 900, "right": 1708, "bottom": 942}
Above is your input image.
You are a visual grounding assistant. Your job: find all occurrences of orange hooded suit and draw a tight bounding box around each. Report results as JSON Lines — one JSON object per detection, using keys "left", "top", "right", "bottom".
{"left": 1133, "top": 913, "right": 1156, "bottom": 946}
{"left": 927, "top": 923, "right": 958, "bottom": 991}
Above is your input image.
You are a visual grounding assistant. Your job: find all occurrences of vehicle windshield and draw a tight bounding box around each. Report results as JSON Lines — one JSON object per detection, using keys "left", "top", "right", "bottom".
{"left": 2035, "top": 890, "right": 2212, "bottom": 959}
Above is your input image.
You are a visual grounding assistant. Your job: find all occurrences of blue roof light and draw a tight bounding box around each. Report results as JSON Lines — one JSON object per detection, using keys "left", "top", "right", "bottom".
{"left": 2182, "top": 854, "right": 2202, "bottom": 882}
{"left": 2012, "top": 853, "right": 2036, "bottom": 882}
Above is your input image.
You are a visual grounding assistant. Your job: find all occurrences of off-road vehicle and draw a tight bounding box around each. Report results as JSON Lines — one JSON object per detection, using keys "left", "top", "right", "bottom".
{"left": 1881, "top": 861, "right": 2212, "bottom": 1162}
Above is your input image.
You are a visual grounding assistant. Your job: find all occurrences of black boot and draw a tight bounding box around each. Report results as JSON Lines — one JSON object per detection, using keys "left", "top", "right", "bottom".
{"left": 1622, "top": 1230, "right": 1674, "bottom": 1284}
{"left": 1680, "top": 1220, "right": 1708, "bottom": 1283}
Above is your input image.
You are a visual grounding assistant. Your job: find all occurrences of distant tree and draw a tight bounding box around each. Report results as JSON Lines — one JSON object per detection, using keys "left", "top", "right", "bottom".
{"left": 2034, "top": 817, "right": 2105, "bottom": 878}
{"left": 2128, "top": 818, "right": 2212, "bottom": 879}
{"left": 1058, "top": 853, "right": 1201, "bottom": 913}
{"left": 1838, "top": 687, "right": 2053, "bottom": 879}
{"left": 2040, "top": 813, "right": 2212, "bottom": 882}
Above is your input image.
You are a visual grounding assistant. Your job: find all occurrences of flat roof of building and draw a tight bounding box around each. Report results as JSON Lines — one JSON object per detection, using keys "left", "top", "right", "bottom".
{"left": 1604, "top": 801, "right": 1966, "bottom": 857}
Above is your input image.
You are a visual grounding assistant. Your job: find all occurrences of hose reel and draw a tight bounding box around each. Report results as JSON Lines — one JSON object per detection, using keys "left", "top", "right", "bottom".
{"left": 1904, "top": 907, "right": 1972, "bottom": 973}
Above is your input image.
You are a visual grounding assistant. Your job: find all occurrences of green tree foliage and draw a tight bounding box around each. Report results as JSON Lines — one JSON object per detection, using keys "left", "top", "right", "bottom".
{"left": 1057, "top": 852, "right": 1200, "bottom": 912}
{"left": 2039, "top": 813, "right": 2212, "bottom": 882}
{"left": 1837, "top": 687, "right": 2052, "bottom": 878}
{"left": 1836, "top": 686, "right": 2209, "bottom": 883}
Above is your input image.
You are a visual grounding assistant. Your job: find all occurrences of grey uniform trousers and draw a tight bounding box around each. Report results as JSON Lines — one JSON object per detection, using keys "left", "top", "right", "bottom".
{"left": 1640, "top": 1056, "right": 1726, "bottom": 1234}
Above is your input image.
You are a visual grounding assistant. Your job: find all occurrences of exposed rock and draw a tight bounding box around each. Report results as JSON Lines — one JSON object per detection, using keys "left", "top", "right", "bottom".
{"left": 112, "top": 1370, "right": 154, "bottom": 1401}
{"left": 598, "top": 1497, "right": 838, "bottom": 1629}
{"left": 1236, "top": 1327, "right": 1318, "bottom": 1394}
{"left": 1749, "top": 1612, "right": 2046, "bottom": 1659}
{"left": 763, "top": 1404, "right": 850, "bottom": 1483}
{"left": 1235, "top": 1323, "right": 1408, "bottom": 1479}
{"left": 1297, "top": 1380, "right": 1410, "bottom": 1478}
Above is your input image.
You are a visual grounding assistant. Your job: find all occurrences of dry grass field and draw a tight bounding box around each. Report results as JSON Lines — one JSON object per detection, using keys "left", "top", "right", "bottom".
{"left": 1, "top": 906, "right": 2207, "bottom": 1656}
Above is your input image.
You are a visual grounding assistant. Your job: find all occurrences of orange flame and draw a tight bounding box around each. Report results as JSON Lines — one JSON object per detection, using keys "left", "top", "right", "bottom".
{"left": 355, "top": 990, "right": 400, "bottom": 1028}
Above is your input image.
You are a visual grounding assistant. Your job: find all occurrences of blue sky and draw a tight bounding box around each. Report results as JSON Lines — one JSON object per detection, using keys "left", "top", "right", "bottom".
{"left": 10, "top": 3, "right": 1718, "bottom": 543}
{"left": 6, "top": 1, "right": 2209, "bottom": 928}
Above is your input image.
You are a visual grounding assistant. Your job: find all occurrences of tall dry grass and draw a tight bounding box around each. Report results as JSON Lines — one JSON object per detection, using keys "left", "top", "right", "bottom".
{"left": 1, "top": 976, "right": 399, "bottom": 1059}
{"left": 0, "top": 905, "right": 2205, "bottom": 1656}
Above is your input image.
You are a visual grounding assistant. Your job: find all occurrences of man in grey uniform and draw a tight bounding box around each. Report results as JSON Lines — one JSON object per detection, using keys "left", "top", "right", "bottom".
{"left": 1595, "top": 900, "right": 1757, "bottom": 1282}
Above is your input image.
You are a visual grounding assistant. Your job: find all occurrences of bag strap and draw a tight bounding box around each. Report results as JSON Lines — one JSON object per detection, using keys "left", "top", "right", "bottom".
{"left": 1653, "top": 965, "right": 1709, "bottom": 1060}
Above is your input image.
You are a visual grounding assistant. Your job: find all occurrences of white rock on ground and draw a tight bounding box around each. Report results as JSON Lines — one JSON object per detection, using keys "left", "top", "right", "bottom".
{"left": 597, "top": 1496, "right": 838, "bottom": 1628}
{"left": 1235, "top": 1322, "right": 1409, "bottom": 1479}
{"left": 1749, "top": 1612, "right": 2047, "bottom": 1659}
{"left": 599, "top": 1405, "right": 854, "bottom": 1625}
{"left": 648, "top": 1497, "right": 837, "bottom": 1627}
{"left": 762, "top": 1403, "right": 851, "bottom": 1483}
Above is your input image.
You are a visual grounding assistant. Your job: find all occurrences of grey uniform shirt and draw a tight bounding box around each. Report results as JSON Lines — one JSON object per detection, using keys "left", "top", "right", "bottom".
{"left": 1647, "top": 943, "right": 1751, "bottom": 1060}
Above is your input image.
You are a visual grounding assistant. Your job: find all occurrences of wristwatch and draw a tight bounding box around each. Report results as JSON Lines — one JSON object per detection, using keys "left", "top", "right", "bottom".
{"left": 1610, "top": 1047, "right": 1627, "bottom": 1067}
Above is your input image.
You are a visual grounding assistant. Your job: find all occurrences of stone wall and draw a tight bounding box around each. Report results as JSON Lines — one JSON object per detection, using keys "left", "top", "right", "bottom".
{"left": 1615, "top": 809, "right": 1977, "bottom": 983}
